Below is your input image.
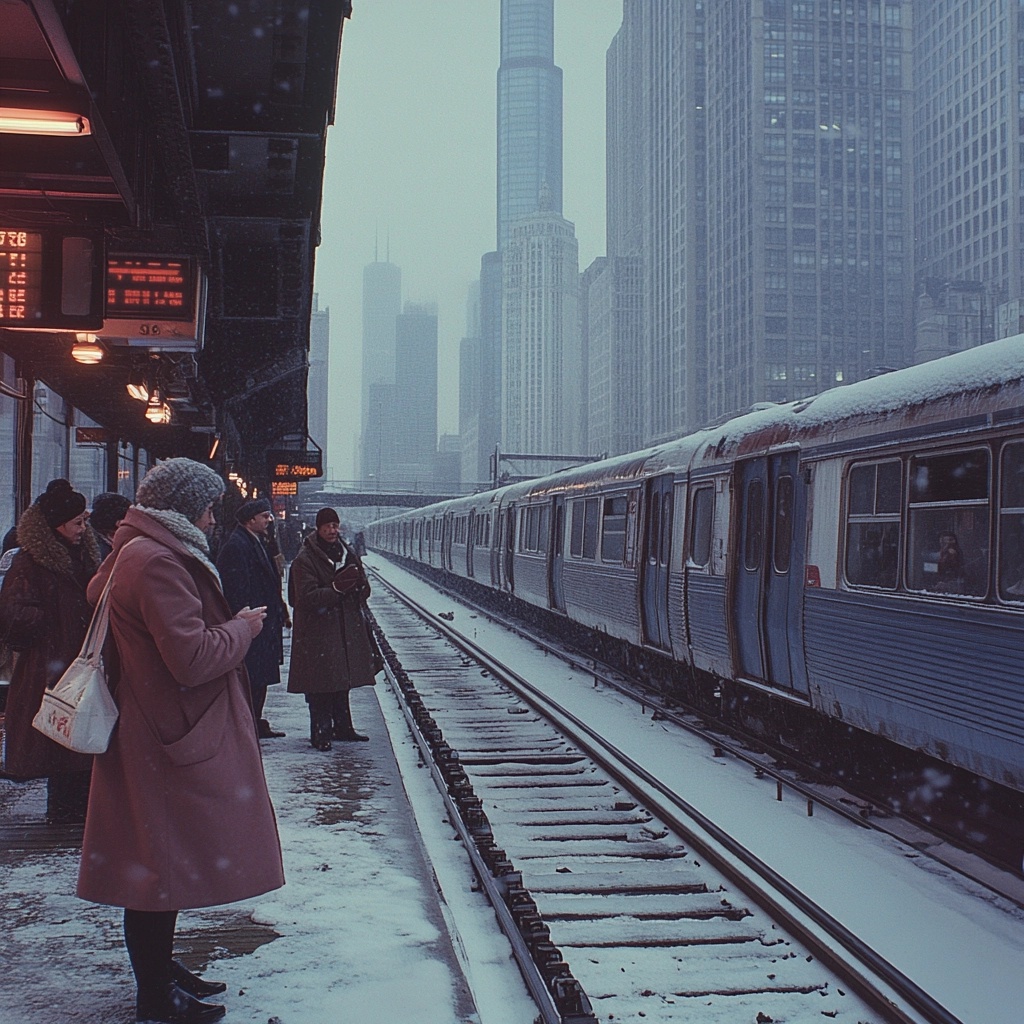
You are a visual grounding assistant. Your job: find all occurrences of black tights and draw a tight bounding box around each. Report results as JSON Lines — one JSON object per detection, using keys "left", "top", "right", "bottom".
{"left": 124, "top": 908, "right": 178, "bottom": 993}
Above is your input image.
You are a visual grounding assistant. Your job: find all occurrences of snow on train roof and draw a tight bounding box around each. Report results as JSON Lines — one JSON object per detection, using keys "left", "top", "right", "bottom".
{"left": 688, "top": 332, "right": 1024, "bottom": 465}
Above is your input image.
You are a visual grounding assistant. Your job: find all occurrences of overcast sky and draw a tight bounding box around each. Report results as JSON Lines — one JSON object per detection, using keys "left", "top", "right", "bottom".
{"left": 313, "top": 0, "right": 624, "bottom": 481}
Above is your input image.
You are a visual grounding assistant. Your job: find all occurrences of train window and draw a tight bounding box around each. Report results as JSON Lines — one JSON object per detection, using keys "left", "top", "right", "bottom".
{"left": 845, "top": 460, "right": 901, "bottom": 589}
{"left": 601, "top": 495, "right": 628, "bottom": 562}
{"left": 583, "top": 499, "right": 599, "bottom": 559}
{"left": 570, "top": 500, "right": 585, "bottom": 557}
{"left": 744, "top": 480, "right": 764, "bottom": 570}
{"left": 688, "top": 487, "right": 714, "bottom": 568}
{"left": 521, "top": 505, "right": 550, "bottom": 554}
{"left": 998, "top": 442, "right": 1024, "bottom": 601}
{"left": 907, "top": 449, "right": 989, "bottom": 597}
{"left": 773, "top": 475, "right": 793, "bottom": 573}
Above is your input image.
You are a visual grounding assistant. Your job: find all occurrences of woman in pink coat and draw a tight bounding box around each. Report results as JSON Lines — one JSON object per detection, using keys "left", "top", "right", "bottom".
{"left": 77, "top": 459, "right": 284, "bottom": 1024}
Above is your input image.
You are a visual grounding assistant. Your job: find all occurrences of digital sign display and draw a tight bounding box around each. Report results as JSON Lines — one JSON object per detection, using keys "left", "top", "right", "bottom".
{"left": 267, "top": 448, "right": 323, "bottom": 480}
{"left": 271, "top": 481, "right": 299, "bottom": 497}
{"left": 0, "top": 229, "right": 43, "bottom": 325}
{"left": 106, "top": 257, "right": 193, "bottom": 320}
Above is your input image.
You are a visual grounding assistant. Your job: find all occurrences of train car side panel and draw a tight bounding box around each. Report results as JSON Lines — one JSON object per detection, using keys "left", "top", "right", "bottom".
{"left": 804, "top": 590, "right": 1024, "bottom": 790}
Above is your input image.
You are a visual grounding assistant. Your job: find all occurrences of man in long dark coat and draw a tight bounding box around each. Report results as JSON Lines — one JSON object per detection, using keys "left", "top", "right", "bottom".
{"left": 216, "top": 497, "right": 288, "bottom": 738}
{"left": 287, "top": 507, "right": 378, "bottom": 750}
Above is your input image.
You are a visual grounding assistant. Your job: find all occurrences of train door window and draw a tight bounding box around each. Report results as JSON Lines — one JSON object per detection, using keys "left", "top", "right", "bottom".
{"left": 998, "top": 442, "right": 1024, "bottom": 601}
{"left": 659, "top": 492, "right": 672, "bottom": 565}
{"left": 688, "top": 486, "right": 714, "bottom": 568}
{"left": 582, "top": 498, "right": 599, "bottom": 559}
{"left": 773, "top": 475, "right": 794, "bottom": 573}
{"left": 744, "top": 480, "right": 764, "bottom": 570}
{"left": 647, "top": 494, "right": 661, "bottom": 563}
{"left": 844, "top": 460, "right": 901, "bottom": 588}
{"left": 601, "top": 495, "right": 628, "bottom": 563}
{"left": 522, "top": 505, "right": 549, "bottom": 553}
{"left": 907, "top": 448, "right": 989, "bottom": 597}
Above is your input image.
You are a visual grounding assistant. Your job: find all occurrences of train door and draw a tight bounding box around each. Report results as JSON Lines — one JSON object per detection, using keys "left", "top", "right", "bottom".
{"left": 490, "top": 509, "right": 501, "bottom": 586}
{"left": 442, "top": 513, "right": 452, "bottom": 570}
{"left": 640, "top": 474, "right": 674, "bottom": 649}
{"left": 466, "top": 514, "right": 475, "bottom": 577}
{"left": 731, "top": 452, "right": 807, "bottom": 694}
{"left": 549, "top": 496, "right": 566, "bottom": 612}
{"left": 503, "top": 504, "right": 516, "bottom": 591}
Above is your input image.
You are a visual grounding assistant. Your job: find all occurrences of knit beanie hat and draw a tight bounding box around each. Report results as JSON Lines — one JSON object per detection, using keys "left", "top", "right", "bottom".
{"left": 236, "top": 497, "right": 272, "bottom": 523}
{"left": 315, "top": 507, "right": 340, "bottom": 527}
{"left": 136, "top": 458, "right": 224, "bottom": 523}
{"left": 37, "top": 479, "right": 87, "bottom": 529}
{"left": 90, "top": 492, "right": 132, "bottom": 534}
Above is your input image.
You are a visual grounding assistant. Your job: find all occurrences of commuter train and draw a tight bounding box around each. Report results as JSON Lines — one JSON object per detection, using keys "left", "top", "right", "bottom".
{"left": 367, "top": 336, "right": 1024, "bottom": 842}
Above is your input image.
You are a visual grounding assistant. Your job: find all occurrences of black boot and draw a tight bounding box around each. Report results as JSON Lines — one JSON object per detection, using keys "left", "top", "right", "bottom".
{"left": 331, "top": 690, "right": 368, "bottom": 741}
{"left": 171, "top": 960, "right": 227, "bottom": 998}
{"left": 332, "top": 726, "right": 369, "bottom": 742}
{"left": 136, "top": 981, "right": 225, "bottom": 1023}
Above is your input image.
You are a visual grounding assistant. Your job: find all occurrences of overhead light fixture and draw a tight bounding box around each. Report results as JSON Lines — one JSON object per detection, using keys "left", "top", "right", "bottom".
{"left": 126, "top": 381, "right": 150, "bottom": 401}
{"left": 208, "top": 435, "right": 221, "bottom": 459}
{"left": 0, "top": 106, "right": 91, "bottom": 136}
{"left": 71, "top": 333, "right": 104, "bottom": 364}
{"left": 144, "top": 389, "right": 171, "bottom": 424}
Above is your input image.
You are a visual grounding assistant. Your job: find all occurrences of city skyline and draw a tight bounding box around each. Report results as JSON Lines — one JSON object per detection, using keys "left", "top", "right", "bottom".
{"left": 314, "top": 1, "right": 622, "bottom": 480}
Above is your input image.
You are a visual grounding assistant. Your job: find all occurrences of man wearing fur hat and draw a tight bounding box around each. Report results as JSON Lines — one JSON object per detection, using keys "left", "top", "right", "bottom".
{"left": 0, "top": 478, "right": 100, "bottom": 822}
{"left": 216, "top": 497, "right": 288, "bottom": 738}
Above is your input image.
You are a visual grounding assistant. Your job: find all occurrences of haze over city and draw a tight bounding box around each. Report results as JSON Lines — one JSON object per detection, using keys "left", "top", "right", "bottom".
{"left": 314, "top": 1, "right": 622, "bottom": 481}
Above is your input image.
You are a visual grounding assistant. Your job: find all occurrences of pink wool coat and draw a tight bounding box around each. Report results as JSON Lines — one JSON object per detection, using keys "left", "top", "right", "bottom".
{"left": 77, "top": 508, "right": 284, "bottom": 911}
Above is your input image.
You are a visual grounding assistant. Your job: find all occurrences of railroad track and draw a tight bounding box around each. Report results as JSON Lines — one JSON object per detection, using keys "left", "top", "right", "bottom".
{"left": 367, "top": 572, "right": 961, "bottom": 1024}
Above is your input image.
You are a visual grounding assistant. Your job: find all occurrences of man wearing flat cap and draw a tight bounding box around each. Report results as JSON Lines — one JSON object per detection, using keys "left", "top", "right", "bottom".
{"left": 216, "top": 497, "right": 288, "bottom": 738}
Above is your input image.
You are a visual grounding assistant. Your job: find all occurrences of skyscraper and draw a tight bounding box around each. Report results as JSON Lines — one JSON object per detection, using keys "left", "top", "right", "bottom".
{"left": 308, "top": 292, "right": 330, "bottom": 468}
{"left": 496, "top": 0, "right": 563, "bottom": 251}
{"left": 393, "top": 301, "right": 438, "bottom": 484}
{"left": 606, "top": 1, "right": 915, "bottom": 439}
{"left": 705, "top": 1, "right": 914, "bottom": 420}
{"left": 360, "top": 257, "right": 401, "bottom": 483}
{"left": 502, "top": 198, "right": 581, "bottom": 461}
{"left": 913, "top": 2, "right": 1019, "bottom": 356}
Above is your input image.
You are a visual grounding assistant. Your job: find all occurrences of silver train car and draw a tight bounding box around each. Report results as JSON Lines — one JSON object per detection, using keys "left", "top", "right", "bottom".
{"left": 368, "top": 337, "right": 1024, "bottom": 816}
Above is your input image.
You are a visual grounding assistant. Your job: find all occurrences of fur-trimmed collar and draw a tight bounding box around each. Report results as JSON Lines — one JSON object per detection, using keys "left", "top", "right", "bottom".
{"left": 15, "top": 502, "right": 100, "bottom": 580}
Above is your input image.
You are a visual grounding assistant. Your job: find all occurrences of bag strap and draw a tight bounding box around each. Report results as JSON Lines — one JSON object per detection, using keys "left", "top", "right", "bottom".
{"left": 80, "top": 537, "right": 142, "bottom": 663}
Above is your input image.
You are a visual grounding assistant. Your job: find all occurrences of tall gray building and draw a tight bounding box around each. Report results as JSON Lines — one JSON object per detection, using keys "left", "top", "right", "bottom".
{"left": 606, "top": 1, "right": 915, "bottom": 439}
{"left": 393, "top": 302, "right": 438, "bottom": 485}
{"left": 502, "top": 201, "right": 581, "bottom": 462}
{"left": 308, "top": 292, "right": 330, "bottom": 468}
{"left": 360, "top": 258, "right": 401, "bottom": 483}
{"left": 705, "top": 1, "right": 914, "bottom": 419}
{"left": 913, "top": 1, "right": 1020, "bottom": 356}
{"left": 497, "top": 0, "right": 563, "bottom": 251}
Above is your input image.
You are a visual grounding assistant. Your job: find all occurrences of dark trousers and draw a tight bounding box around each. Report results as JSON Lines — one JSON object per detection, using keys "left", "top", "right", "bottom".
{"left": 46, "top": 770, "right": 91, "bottom": 824}
{"left": 306, "top": 690, "right": 353, "bottom": 743}
{"left": 124, "top": 908, "right": 178, "bottom": 996}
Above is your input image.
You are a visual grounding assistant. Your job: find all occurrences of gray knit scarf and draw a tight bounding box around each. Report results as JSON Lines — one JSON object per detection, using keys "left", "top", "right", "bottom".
{"left": 136, "top": 505, "right": 222, "bottom": 585}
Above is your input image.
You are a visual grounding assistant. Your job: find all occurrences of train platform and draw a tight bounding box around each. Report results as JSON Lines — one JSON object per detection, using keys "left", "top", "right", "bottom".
{"left": 0, "top": 670, "right": 536, "bottom": 1024}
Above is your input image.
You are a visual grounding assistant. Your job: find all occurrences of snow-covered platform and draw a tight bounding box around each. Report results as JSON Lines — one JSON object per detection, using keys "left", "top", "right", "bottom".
{"left": 0, "top": 680, "right": 505, "bottom": 1024}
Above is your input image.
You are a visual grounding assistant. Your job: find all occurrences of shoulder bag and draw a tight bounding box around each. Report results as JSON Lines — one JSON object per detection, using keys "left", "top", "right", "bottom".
{"left": 31, "top": 538, "right": 137, "bottom": 754}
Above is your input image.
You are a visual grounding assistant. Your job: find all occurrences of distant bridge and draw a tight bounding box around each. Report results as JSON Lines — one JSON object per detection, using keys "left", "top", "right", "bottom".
{"left": 299, "top": 484, "right": 479, "bottom": 510}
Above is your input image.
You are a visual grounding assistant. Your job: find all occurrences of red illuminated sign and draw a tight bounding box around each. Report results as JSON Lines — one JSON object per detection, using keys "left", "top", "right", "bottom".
{"left": 0, "top": 230, "right": 44, "bottom": 325}
{"left": 106, "top": 257, "right": 193, "bottom": 321}
{"left": 271, "top": 480, "right": 299, "bottom": 496}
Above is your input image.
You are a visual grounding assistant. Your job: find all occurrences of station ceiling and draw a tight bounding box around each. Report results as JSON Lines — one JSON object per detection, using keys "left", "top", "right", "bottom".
{"left": 0, "top": 0, "right": 351, "bottom": 476}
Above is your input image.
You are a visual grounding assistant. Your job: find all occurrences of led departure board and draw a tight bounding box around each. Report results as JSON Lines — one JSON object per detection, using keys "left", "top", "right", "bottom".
{"left": 271, "top": 481, "right": 299, "bottom": 497}
{"left": 106, "top": 257, "right": 193, "bottom": 320}
{"left": 0, "top": 230, "right": 43, "bottom": 325}
{"left": 267, "top": 448, "right": 323, "bottom": 480}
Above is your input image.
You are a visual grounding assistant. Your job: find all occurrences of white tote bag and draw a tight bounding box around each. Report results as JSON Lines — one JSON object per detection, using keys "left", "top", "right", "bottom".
{"left": 32, "top": 539, "right": 136, "bottom": 754}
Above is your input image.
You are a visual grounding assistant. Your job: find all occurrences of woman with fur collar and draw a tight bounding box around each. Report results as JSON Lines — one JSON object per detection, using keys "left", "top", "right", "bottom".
{"left": 0, "top": 478, "right": 99, "bottom": 823}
